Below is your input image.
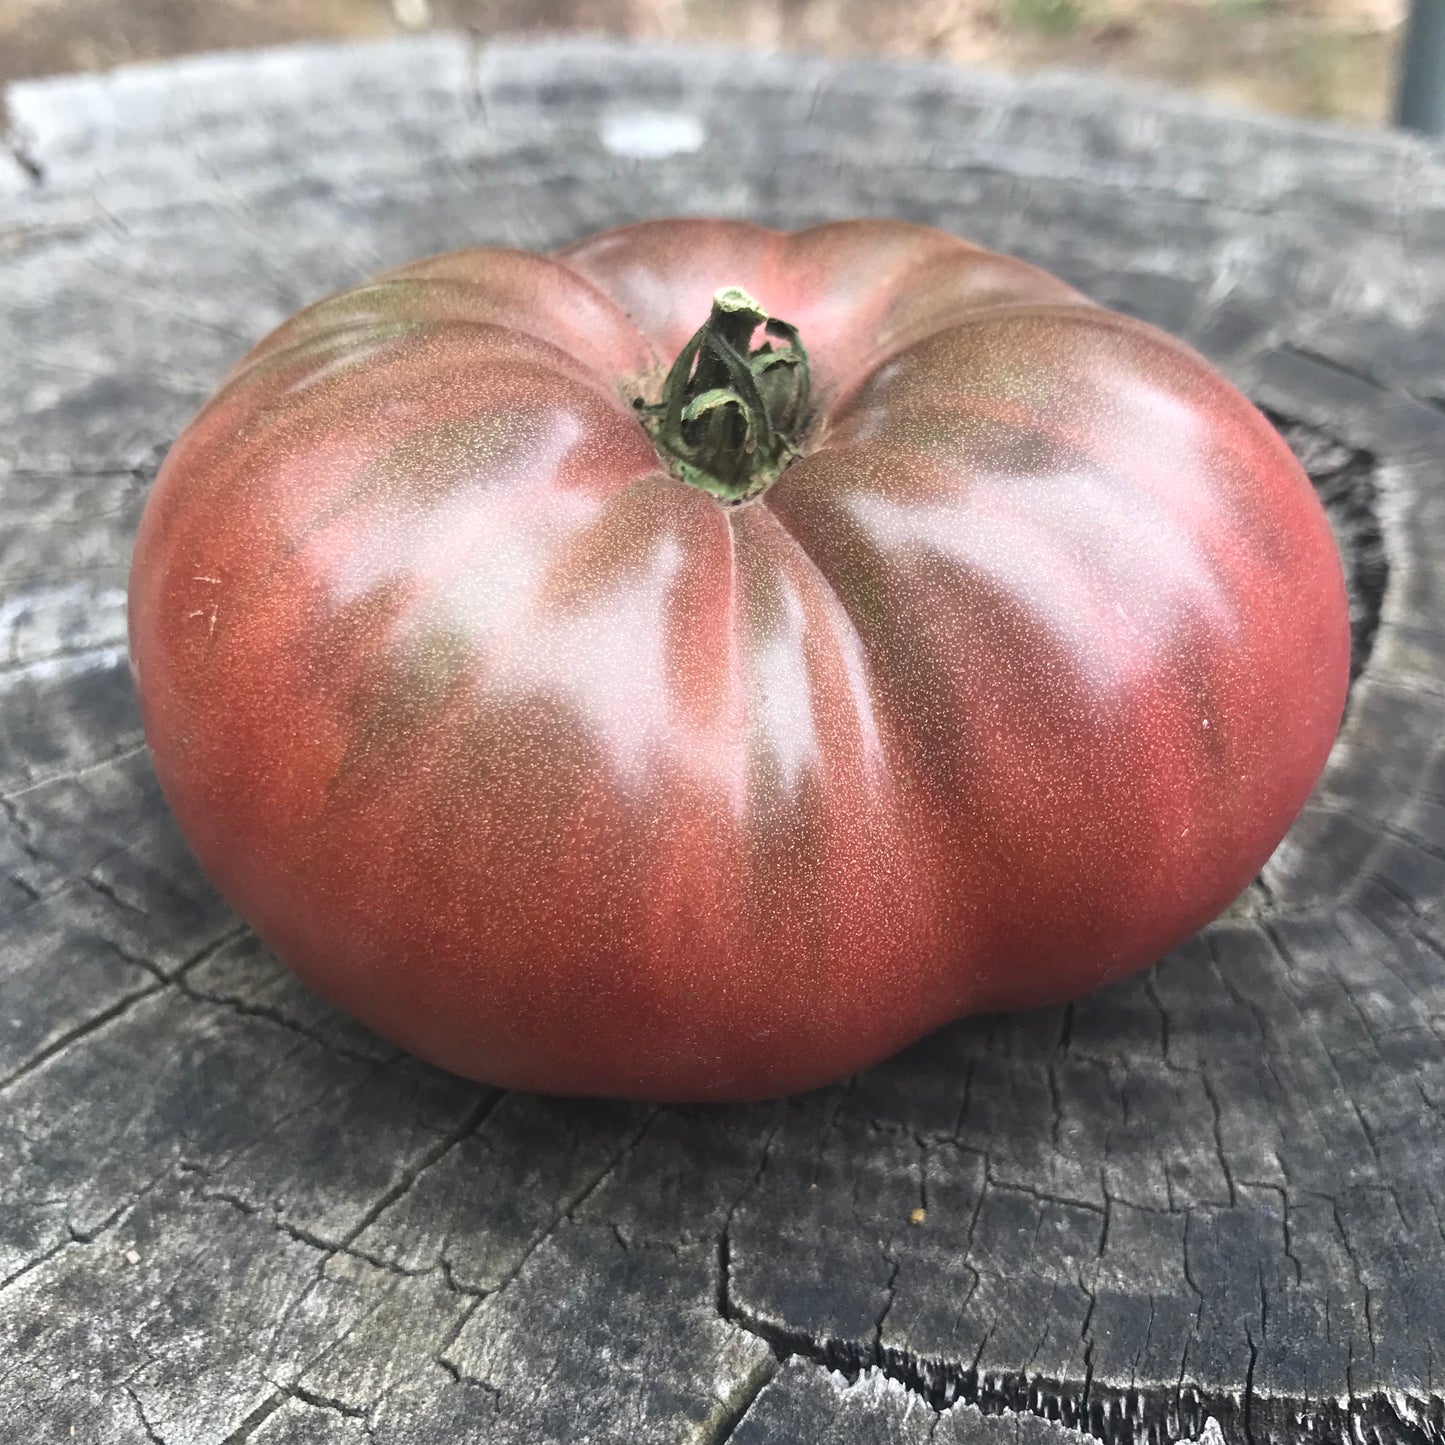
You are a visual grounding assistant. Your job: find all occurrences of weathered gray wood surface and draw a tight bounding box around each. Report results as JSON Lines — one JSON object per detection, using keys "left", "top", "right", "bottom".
{"left": 2, "top": 34, "right": 1445, "bottom": 1445}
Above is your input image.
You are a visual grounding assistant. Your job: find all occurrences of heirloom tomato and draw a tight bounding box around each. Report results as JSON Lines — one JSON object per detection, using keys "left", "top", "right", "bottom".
{"left": 128, "top": 220, "right": 1349, "bottom": 1100}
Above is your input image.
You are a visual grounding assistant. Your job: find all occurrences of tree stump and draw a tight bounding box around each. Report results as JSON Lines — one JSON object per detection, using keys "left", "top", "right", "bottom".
{"left": 3, "top": 35, "right": 1445, "bottom": 1445}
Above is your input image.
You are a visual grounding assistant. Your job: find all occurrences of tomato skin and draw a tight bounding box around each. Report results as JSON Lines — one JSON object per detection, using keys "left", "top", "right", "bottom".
{"left": 128, "top": 219, "right": 1349, "bottom": 1100}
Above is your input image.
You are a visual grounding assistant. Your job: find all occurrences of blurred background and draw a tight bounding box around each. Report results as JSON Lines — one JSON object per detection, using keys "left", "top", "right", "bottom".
{"left": 0, "top": 0, "right": 1411, "bottom": 126}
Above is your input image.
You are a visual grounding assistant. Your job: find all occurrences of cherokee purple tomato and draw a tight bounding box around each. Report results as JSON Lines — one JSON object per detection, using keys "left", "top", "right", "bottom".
{"left": 127, "top": 219, "right": 1350, "bottom": 1100}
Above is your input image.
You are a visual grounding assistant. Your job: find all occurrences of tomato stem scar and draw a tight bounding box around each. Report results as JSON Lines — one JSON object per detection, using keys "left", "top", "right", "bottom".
{"left": 637, "top": 285, "right": 811, "bottom": 502}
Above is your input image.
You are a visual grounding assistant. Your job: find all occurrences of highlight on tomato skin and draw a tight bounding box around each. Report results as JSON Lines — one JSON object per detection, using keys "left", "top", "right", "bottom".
{"left": 126, "top": 218, "right": 1352, "bottom": 1102}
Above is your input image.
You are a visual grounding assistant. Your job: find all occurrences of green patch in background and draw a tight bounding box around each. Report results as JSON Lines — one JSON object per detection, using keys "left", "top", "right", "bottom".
{"left": 1001, "top": 0, "right": 1087, "bottom": 39}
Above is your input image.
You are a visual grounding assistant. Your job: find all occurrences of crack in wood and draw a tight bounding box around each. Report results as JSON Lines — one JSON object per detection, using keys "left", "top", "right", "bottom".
{"left": 717, "top": 1281, "right": 1445, "bottom": 1445}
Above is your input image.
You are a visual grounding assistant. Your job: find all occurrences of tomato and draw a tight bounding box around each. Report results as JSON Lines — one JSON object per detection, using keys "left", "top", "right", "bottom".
{"left": 128, "top": 219, "right": 1350, "bottom": 1100}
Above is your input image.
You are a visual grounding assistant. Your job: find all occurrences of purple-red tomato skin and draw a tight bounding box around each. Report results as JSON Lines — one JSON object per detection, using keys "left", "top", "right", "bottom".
{"left": 127, "top": 219, "right": 1350, "bottom": 1100}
